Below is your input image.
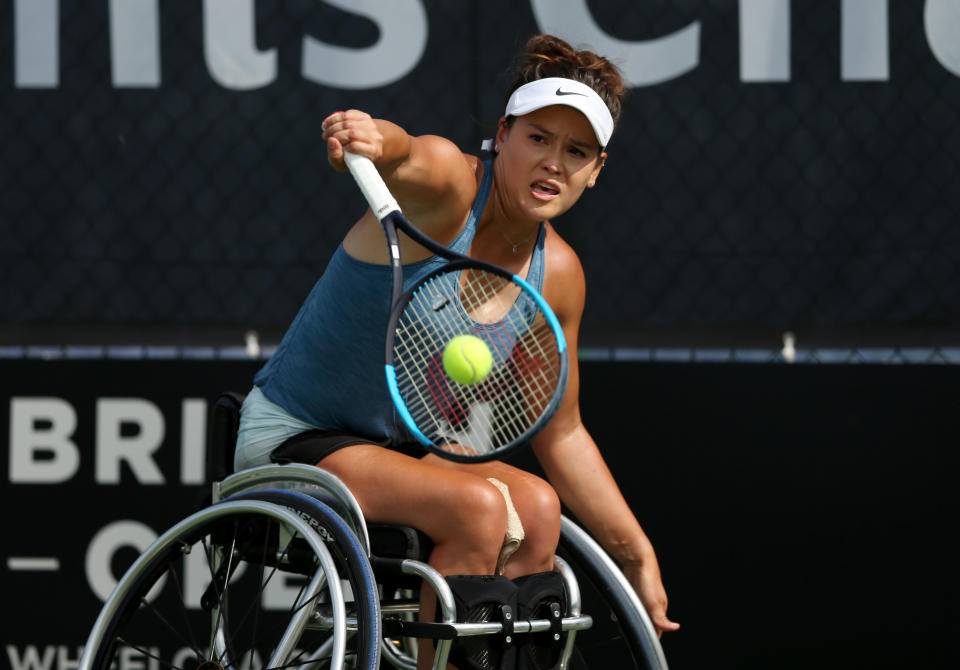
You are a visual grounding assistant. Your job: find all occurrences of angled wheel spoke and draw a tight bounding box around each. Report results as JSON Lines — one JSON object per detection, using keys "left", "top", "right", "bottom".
{"left": 81, "top": 501, "right": 355, "bottom": 670}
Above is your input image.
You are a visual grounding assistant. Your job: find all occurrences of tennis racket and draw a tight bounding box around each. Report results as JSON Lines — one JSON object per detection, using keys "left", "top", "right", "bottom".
{"left": 344, "top": 151, "right": 569, "bottom": 463}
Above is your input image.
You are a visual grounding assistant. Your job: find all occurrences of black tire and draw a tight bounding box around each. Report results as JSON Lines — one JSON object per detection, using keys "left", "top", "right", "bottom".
{"left": 80, "top": 499, "right": 357, "bottom": 670}
{"left": 224, "top": 489, "right": 381, "bottom": 670}
{"left": 557, "top": 517, "right": 669, "bottom": 670}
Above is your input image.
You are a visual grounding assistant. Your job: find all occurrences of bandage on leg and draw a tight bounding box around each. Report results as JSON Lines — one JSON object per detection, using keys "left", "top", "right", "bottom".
{"left": 486, "top": 477, "right": 525, "bottom": 575}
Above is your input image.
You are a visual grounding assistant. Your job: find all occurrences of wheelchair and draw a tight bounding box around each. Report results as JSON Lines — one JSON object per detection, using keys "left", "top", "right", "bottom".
{"left": 79, "top": 392, "right": 669, "bottom": 670}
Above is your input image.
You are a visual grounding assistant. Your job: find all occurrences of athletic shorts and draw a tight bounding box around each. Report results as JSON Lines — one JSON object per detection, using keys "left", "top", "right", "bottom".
{"left": 270, "top": 429, "right": 427, "bottom": 466}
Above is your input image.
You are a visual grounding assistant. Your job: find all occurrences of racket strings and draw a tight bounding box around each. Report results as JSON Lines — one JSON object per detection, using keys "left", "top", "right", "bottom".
{"left": 393, "top": 268, "right": 562, "bottom": 456}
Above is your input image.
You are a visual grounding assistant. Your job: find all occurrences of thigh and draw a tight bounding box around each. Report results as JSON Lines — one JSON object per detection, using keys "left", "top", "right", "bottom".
{"left": 316, "top": 443, "right": 506, "bottom": 540}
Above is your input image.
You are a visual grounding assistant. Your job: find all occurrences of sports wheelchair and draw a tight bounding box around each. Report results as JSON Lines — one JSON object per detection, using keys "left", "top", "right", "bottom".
{"left": 79, "top": 392, "right": 669, "bottom": 670}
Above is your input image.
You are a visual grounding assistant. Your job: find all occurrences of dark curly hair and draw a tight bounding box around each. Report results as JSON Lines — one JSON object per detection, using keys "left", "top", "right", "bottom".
{"left": 505, "top": 34, "right": 626, "bottom": 128}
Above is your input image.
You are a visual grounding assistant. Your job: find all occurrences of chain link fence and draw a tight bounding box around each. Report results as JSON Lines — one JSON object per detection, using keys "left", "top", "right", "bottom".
{"left": 1, "top": 1, "right": 958, "bottom": 358}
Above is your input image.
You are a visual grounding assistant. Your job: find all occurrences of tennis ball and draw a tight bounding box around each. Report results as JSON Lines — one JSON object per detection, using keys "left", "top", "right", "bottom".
{"left": 443, "top": 335, "right": 493, "bottom": 385}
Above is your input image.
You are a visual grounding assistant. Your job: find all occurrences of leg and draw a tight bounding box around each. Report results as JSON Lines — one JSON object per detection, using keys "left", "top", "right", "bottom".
{"left": 318, "top": 444, "right": 511, "bottom": 575}
{"left": 317, "top": 445, "right": 512, "bottom": 669}
{"left": 425, "top": 455, "right": 562, "bottom": 578}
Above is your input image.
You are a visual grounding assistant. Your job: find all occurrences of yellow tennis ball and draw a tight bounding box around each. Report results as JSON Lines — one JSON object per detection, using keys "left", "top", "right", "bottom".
{"left": 443, "top": 335, "right": 493, "bottom": 385}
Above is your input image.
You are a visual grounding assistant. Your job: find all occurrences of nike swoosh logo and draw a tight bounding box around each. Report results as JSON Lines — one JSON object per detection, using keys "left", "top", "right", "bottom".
{"left": 555, "top": 87, "right": 587, "bottom": 97}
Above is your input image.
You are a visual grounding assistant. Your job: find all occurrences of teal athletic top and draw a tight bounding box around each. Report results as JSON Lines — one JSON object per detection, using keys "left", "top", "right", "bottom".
{"left": 246, "top": 160, "right": 546, "bottom": 460}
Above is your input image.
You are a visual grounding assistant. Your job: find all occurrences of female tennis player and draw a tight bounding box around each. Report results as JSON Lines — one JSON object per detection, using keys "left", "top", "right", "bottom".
{"left": 236, "top": 33, "right": 679, "bottom": 661}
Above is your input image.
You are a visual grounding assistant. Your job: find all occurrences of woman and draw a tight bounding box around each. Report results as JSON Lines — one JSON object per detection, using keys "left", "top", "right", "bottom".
{"left": 236, "top": 33, "right": 679, "bottom": 661}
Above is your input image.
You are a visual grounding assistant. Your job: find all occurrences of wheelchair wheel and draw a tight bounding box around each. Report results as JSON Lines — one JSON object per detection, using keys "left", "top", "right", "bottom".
{"left": 80, "top": 499, "right": 353, "bottom": 670}
{"left": 557, "top": 516, "right": 670, "bottom": 670}
{"left": 223, "top": 489, "right": 381, "bottom": 670}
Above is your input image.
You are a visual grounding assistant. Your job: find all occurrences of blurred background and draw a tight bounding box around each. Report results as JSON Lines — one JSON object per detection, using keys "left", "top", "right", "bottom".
{"left": 2, "top": 1, "right": 957, "bottom": 668}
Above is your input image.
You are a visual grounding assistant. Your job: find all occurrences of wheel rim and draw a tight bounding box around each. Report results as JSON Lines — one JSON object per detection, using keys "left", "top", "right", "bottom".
{"left": 81, "top": 501, "right": 346, "bottom": 670}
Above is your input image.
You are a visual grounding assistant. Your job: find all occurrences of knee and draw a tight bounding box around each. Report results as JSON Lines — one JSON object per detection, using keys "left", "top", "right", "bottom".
{"left": 517, "top": 476, "right": 562, "bottom": 533}
{"left": 514, "top": 477, "right": 562, "bottom": 563}
{"left": 448, "top": 478, "right": 510, "bottom": 550}
{"left": 473, "top": 479, "right": 512, "bottom": 541}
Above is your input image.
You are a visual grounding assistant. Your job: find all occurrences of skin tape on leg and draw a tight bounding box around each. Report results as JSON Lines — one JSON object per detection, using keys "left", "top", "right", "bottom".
{"left": 486, "top": 477, "right": 525, "bottom": 575}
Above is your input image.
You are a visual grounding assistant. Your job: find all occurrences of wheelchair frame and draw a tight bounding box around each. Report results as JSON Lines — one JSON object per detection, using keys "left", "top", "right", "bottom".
{"left": 78, "top": 394, "right": 669, "bottom": 670}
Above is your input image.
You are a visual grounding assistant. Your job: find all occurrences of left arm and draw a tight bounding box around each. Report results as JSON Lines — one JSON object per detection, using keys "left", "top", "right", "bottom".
{"left": 535, "top": 420, "right": 679, "bottom": 635}
{"left": 532, "top": 229, "right": 679, "bottom": 635}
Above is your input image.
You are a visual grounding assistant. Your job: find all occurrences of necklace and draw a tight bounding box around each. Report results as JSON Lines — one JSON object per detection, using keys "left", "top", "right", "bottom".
{"left": 498, "top": 225, "right": 536, "bottom": 254}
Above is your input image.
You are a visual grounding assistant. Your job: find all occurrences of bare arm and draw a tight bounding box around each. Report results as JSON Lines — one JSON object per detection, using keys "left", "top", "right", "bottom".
{"left": 533, "top": 232, "right": 679, "bottom": 635}
{"left": 535, "top": 422, "right": 679, "bottom": 635}
{"left": 321, "top": 110, "right": 477, "bottom": 240}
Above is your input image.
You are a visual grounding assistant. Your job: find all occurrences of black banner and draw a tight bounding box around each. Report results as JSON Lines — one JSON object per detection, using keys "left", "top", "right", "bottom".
{"left": 2, "top": 358, "right": 958, "bottom": 668}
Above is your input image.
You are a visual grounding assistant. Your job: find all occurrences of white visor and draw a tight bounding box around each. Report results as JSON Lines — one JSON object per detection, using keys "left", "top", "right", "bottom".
{"left": 504, "top": 77, "right": 614, "bottom": 149}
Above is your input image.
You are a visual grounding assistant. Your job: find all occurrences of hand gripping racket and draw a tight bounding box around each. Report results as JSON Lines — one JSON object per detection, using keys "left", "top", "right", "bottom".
{"left": 344, "top": 152, "right": 569, "bottom": 462}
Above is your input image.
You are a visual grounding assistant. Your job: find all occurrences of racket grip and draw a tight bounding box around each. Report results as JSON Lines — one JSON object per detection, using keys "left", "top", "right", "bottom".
{"left": 344, "top": 152, "right": 401, "bottom": 221}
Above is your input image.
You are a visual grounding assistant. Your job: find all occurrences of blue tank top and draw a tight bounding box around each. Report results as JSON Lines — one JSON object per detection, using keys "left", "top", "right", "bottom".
{"left": 254, "top": 160, "right": 546, "bottom": 443}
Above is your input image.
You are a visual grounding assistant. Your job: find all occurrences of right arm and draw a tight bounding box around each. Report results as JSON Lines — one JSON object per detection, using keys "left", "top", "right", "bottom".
{"left": 321, "top": 110, "right": 477, "bottom": 241}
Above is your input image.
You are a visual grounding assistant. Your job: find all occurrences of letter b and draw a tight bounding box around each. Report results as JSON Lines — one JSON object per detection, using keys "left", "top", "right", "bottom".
{"left": 9, "top": 397, "right": 80, "bottom": 483}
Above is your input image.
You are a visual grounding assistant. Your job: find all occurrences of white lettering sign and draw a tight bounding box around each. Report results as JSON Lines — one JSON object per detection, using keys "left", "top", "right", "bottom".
{"left": 531, "top": 0, "right": 700, "bottom": 86}
{"left": 302, "top": 0, "right": 429, "bottom": 89}
{"left": 926, "top": 0, "right": 960, "bottom": 76}
{"left": 204, "top": 0, "right": 276, "bottom": 89}
{"left": 12, "top": 1, "right": 959, "bottom": 89}
{"left": 9, "top": 398, "right": 79, "bottom": 483}
{"left": 96, "top": 399, "right": 166, "bottom": 485}
{"left": 7, "top": 397, "right": 207, "bottom": 485}
{"left": 85, "top": 520, "right": 161, "bottom": 603}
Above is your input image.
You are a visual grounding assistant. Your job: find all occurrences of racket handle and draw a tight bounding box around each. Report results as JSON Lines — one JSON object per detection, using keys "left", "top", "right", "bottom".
{"left": 344, "top": 152, "right": 401, "bottom": 221}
